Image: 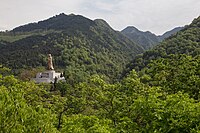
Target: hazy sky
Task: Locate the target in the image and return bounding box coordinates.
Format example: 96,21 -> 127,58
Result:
0,0 -> 200,35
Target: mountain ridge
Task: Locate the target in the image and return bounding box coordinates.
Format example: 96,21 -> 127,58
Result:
121,26 -> 184,50
158,26 -> 184,40
0,13 -> 144,83
12,13 -> 95,33
123,16 -> 200,75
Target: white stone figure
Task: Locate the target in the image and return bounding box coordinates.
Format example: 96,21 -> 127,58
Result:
48,54 -> 54,70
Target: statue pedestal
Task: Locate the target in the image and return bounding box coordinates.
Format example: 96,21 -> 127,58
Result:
32,70 -> 65,83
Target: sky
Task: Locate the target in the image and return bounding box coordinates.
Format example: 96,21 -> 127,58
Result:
0,0 -> 200,35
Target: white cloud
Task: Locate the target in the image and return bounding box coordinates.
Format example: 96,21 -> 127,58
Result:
106,0 -> 200,34
0,0 -> 199,34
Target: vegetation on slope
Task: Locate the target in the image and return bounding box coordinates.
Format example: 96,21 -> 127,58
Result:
0,14 -> 143,83
0,14 -> 200,133
121,26 -> 160,50
121,26 -> 183,50
1,55 -> 200,132
124,16 -> 200,73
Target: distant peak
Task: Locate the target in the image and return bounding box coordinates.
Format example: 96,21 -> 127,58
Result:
69,13 -> 75,16
94,19 -> 111,28
125,26 -> 139,30
94,19 -> 107,23
122,26 -> 140,33
144,31 -> 151,34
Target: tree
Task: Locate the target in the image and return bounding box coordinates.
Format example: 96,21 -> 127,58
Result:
0,75 -> 58,132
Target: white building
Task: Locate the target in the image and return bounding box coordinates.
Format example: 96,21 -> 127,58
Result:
32,70 -> 65,83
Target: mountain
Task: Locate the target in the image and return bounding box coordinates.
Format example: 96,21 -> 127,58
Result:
123,16 -> 200,74
1,15 -> 200,133
121,26 -> 160,50
12,13 -> 95,33
158,27 -> 184,40
0,13 -> 143,83
121,26 -> 183,50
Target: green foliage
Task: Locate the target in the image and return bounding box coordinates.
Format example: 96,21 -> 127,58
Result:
17,67 -> 45,81
0,75 -> 58,133
121,26 -> 161,50
122,26 -> 183,50
0,14 -> 200,133
61,115 -> 114,133
115,16 -> 200,132
116,88 -> 200,132
0,64 -> 11,76
1,61 -> 200,132
141,54 -> 200,99
12,13 -> 95,33
124,16 -> 200,73
0,14 -> 143,84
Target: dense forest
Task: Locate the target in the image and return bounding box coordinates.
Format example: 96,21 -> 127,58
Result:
0,14 -> 200,132
124,16 -> 200,73
0,13 -> 143,83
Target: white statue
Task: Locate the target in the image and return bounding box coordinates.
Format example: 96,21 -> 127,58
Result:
48,54 -> 54,70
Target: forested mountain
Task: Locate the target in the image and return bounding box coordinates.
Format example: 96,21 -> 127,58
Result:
158,27 -> 184,40
12,13 -> 95,32
123,16 -> 200,74
121,26 -> 183,50
121,26 -> 160,50
0,14 -> 200,132
1,18 -> 200,132
1,59 -> 199,132
0,13 -> 143,83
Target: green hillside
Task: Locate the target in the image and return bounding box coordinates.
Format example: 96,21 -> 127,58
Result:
0,14 -> 200,132
0,13 -> 143,83
124,16 -> 200,73
121,26 -> 183,50
121,16 -> 200,99
121,26 -> 161,50
12,13 -> 95,32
